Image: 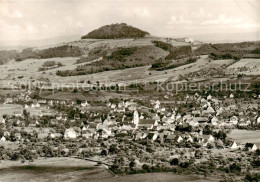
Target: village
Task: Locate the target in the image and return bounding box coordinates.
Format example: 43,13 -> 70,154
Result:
0,87 -> 259,181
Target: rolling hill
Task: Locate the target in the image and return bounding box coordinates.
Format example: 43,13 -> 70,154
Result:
81,23 -> 150,39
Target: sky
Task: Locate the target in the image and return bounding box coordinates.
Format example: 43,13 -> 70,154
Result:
1,0 -> 260,45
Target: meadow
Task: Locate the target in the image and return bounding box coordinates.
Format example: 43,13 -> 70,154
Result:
228,129 -> 260,146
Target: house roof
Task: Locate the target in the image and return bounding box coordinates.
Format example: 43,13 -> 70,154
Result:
194,117 -> 208,123
139,119 -> 156,125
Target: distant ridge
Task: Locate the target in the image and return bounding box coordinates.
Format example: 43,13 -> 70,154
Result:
81,23 -> 150,39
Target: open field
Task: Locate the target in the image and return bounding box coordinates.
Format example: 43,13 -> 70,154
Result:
0,55 -> 236,89
0,157 -> 110,182
0,37 -> 193,88
0,104 -> 24,115
0,157 -> 219,182
0,104 -> 55,116
227,58 -> 260,75
228,129 -> 260,146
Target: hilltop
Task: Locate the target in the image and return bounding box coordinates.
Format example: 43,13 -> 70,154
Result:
81,23 -> 150,39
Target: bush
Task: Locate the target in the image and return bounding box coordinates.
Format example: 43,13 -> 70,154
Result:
229,163 -> 241,174
170,158 -> 179,165
245,173 -> 260,182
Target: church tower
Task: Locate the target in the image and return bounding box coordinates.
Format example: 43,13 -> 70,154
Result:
133,110 -> 139,125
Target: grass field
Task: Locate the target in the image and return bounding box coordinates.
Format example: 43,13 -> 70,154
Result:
0,104 -> 23,115
0,156 -> 218,182
0,104 -> 55,116
228,129 -> 260,146
227,58 -> 260,75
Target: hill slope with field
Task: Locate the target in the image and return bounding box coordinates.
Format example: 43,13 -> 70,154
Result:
0,24 -> 259,89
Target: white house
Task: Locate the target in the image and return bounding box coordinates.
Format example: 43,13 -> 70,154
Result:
207,95 -> 212,100
230,116 -> 238,125
176,136 -> 183,143
13,111 -> 23,117
211,117 -> 219,126
0,117 -> 5,125
81,101 -> 89,107
82,130 -> 93,139
257,117 -> 260,124
133,110 -> 139,125
250,144 -> 258,152
146,132 -> 159,141
0,136 -> 6,142
231,141 -> 239,150
64,128 -> 77,139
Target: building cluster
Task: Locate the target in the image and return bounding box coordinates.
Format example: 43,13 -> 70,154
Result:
0,91 -> 259,152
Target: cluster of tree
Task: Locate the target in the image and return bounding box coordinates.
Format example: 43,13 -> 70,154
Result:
152,41 -> 192,60
106,47 -> 137,61
209,52 -> 241,61
81,23 -> 150,39
151,57 -> 197,71
194,41 -> 260,57
57,46 -> 162,76
0,50 -> 19,65
15,45 -> 83,62
38,45 -> 82,59
39,61 -> 63,71
152,40 -> 172,51
76,47 -> 107,64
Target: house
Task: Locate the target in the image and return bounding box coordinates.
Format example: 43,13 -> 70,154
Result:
88,122 -> 99,130
3,131 -> 10,137
82,130 -> 94,139
216,139 -> 224,148
192,110 -> 201,116
165,134 -> 176,141
135,132 -> 149,140
194,117 -> 208,124
37,131 -> 49,139
24,104 -> 30,109
230,116 -> 238,125
165,134 -> 183,143
132,110 -> 139,125
206,106 -> 215,113
121,123 -> 136,131
146,132 -> 159,141
176,136 -> 183,143
257,117 -> 260,124
186,135 -> 194,143
230,141 -> 239,150
238,119 -> 251,126
100,128 -> 112,138
199,135 -> 215,146
29,120 -> 39,127
64,128 -> 77,139
14,133 -> 22,140
50,133 -> 62,138
138,119 -> 158,130
0,136 -> 6,142
245,143 -> 258,152
50,119 -> 59,125
81,101 -> 89,107
0,116 -> 5,125
5,98 -> 13,104
211,117 -> 219,126
13,111 -> 23,117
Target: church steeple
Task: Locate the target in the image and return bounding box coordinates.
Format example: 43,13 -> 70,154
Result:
133,110 -> 139,125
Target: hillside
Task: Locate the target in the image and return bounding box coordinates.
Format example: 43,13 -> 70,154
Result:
81,23 -> 150,39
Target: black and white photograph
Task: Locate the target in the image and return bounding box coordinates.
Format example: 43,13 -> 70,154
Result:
0,0 -> 260,181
